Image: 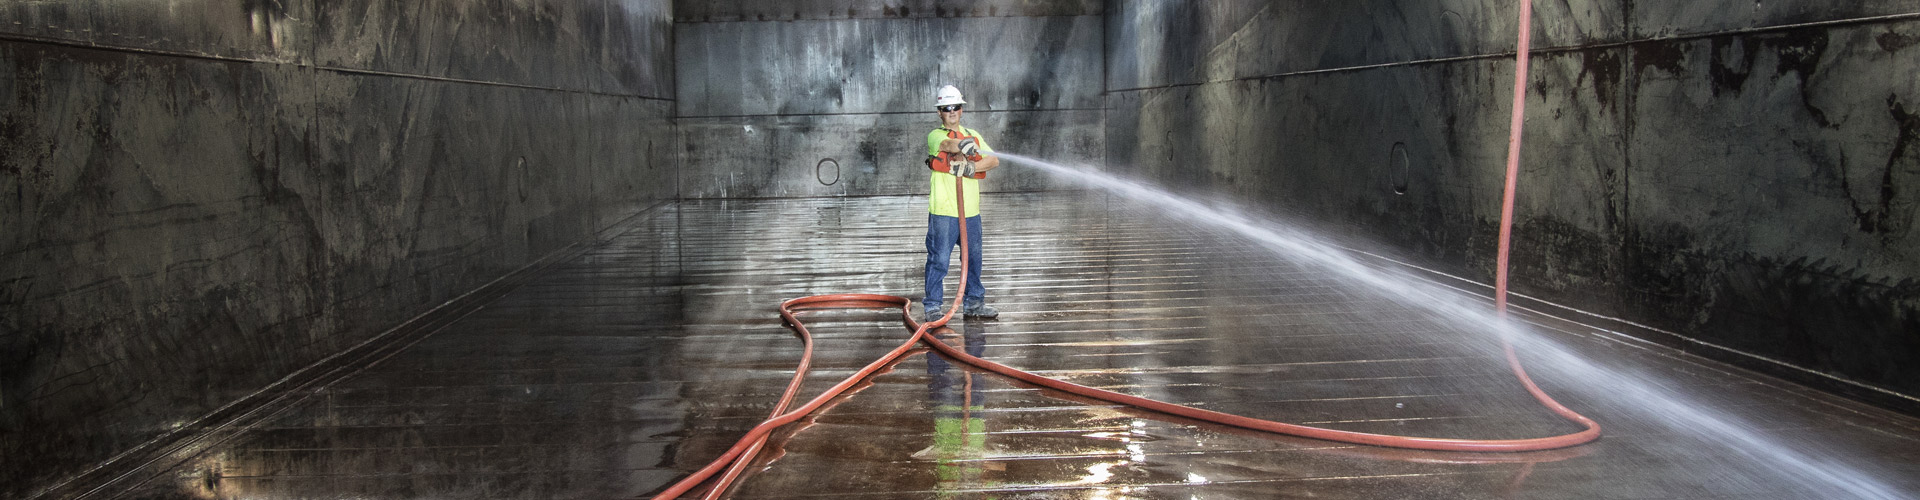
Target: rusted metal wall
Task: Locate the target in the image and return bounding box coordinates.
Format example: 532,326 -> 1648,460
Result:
1106,1 -> 1920,411
0,1 -> 674,497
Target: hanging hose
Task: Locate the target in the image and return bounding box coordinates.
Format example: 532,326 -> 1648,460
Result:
653,3 -> 1592,497
1495,0 -> 1534,318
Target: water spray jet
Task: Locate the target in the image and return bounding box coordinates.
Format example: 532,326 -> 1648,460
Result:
989,151 -> 1908,500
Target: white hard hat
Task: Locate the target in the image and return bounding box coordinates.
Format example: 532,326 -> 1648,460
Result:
935,85 -> 966,107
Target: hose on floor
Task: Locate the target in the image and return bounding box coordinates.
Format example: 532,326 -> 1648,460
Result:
653,4 -> 1591,497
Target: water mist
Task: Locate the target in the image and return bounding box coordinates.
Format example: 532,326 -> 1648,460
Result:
995,151 -> 1907,500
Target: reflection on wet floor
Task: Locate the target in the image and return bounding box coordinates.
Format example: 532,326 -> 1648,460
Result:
122,193 -> 1920,499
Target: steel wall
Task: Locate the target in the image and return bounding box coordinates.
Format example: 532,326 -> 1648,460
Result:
5,1 -> 1918,496
673,0 -> 1105,199
0,1 -> 675,497
1106,1 -> 1920,410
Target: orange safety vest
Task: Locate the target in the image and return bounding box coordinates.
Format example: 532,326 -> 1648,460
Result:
926,129 -> 986,179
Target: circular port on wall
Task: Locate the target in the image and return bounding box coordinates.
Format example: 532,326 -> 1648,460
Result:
1388,143 -> 1410,195
817,158 -> 840,186
515,156 -> 530,201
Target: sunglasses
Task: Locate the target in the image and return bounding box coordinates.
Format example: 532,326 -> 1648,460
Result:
937,105 -> 963,112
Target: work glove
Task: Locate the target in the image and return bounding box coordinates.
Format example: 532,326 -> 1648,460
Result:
957,138 -> 982,162
952,158 -> 975,178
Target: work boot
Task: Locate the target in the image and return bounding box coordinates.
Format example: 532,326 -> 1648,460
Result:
924,305 -> 948,324
962,303 -> 999,319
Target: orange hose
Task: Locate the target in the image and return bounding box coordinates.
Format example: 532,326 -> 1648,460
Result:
654,135 -> 1598,499
908,328 -> 1598,453
660,11 -> 1590,489
1495,0 -> 1534,317
649,294 -> 928,499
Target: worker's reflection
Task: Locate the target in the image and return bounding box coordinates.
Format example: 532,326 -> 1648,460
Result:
914,321 -> 1000,495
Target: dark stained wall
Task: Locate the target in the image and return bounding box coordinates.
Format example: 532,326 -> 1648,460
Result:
1105,1 -> 1920,411
6,1 -> 1918,497
0,1 -> 675,497
672,0 -> 1104,199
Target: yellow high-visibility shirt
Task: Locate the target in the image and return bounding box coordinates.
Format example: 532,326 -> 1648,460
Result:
926,126 -> 992,217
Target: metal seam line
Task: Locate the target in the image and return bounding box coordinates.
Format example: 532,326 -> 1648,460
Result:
0,32 -> 673,101
1105,12 -> 1920,94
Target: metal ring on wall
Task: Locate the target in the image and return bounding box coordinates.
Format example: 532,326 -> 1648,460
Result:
817,158 -> 840,186
1388,143 -> 1410,195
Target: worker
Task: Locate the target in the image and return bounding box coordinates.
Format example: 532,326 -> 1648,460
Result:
923,84 -> 1001,322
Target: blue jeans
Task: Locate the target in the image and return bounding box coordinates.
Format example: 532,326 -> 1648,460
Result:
925,214 -> 984,312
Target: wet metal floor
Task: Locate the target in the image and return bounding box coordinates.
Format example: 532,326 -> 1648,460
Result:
120,193 -> 1920,499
